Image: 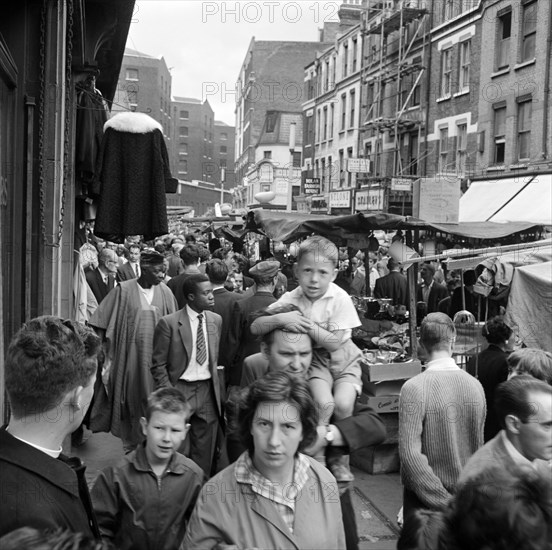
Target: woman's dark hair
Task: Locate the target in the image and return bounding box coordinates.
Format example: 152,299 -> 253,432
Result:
236,371 -> 318,456
482,316 -> 512,345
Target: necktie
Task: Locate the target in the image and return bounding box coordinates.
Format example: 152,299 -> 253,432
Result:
134,264 -> 140,278
196,314 -> 207,365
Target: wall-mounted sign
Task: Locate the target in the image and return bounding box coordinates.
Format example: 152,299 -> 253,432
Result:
415,176 -> 460,223
355,188 -> 384,211
311,196 -> 328,212
391,178 -> 413,192
304,177 -> 321,195
347,158 -> 371,173
329,190 -> 351,208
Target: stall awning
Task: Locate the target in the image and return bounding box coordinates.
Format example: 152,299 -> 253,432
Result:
460,173 -> 552,225
489,173 -> 552,225
459,176 -> 534,222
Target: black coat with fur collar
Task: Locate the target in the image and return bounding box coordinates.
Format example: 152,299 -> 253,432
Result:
92,113 -> 178,243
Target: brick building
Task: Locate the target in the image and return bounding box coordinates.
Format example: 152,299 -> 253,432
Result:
234,38 -> 332,209
114,48 -> 173,140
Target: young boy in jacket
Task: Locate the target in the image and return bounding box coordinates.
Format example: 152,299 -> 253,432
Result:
91,388 -> 204,550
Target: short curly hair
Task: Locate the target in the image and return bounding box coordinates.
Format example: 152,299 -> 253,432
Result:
482,316 -> 512,345
236,371 -> 318,456
5,317 -> 100,419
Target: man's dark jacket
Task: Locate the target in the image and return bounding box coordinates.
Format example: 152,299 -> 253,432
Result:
0,428 -> 99,538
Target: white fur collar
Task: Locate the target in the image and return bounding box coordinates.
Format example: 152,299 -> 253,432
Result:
104,112 -> 163,134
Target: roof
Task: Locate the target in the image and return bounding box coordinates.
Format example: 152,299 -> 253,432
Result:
124,47 -> 156,59
172,96 -> 202,104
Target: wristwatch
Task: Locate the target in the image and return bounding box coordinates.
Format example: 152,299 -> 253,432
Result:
325,425 -> 334,446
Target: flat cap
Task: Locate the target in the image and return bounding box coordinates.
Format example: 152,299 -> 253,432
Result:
250,260 -> 280,279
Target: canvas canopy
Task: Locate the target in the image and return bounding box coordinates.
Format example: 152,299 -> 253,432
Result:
243,210 -> 541,246
504,261 -> 552,351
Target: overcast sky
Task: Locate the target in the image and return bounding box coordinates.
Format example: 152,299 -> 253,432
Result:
127,0 -> 343,125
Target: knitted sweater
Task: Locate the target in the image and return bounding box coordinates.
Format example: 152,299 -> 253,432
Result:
399,361 -> 486,510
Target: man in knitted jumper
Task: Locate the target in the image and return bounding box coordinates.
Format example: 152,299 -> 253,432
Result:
397,312 -> 486,549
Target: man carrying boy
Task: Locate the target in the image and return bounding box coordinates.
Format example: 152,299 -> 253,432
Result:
250,235 -> 364,482
91,388 -> 204,550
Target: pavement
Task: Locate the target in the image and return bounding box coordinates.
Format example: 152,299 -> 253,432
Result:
73,431 -> 403,550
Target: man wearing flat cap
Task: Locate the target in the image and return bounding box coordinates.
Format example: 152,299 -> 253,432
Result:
228,260 -> 280,386
89,250 -> 178,451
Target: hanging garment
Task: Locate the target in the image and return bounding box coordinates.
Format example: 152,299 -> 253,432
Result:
91,112 -> 178,243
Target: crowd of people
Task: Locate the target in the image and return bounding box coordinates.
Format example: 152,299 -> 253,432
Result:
0,229 -> 550,550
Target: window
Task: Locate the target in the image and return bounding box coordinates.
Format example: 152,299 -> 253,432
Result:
127,90 -> 137,105
521,1 -> 537,62
180,110 -> 189,119
441,48 -> 452,97
325,59 -> 330,92
342,43 -> 349,78
180,144 -> 188,155
179,126 -> 188,138
341,94 -> 347,130
126,68 -> 138,81
321,158 -> 326,189
264,151 -> 272,159
352,39 -> 358,72
439,128 -> 449,172
349,90 -> 356,128
220,145 -> 227,154
400,73 -> 421,107
327,155 -> 333,187
347,147 -> 353,186
493,106 -> 507,164
339,150 -> 345,186
266,112 -> 276,133
292,151 -> 301,167
220,132 -> 228,140
329,104 -> 334,138
496,11 -> 512,69
180,159 -> 188,172
316,109 -> 321,141
517,99 -> 532,160
323,106 -> 328,140
332,56 -> 336,88
459,40 -> 471,91
220,159 -> 227,168
456,124 -> 467,173
444,0 -> 455,20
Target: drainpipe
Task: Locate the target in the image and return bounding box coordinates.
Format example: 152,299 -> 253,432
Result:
542,2 -> 552,160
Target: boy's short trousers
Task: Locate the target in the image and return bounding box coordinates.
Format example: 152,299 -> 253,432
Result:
308,339 -> 363,394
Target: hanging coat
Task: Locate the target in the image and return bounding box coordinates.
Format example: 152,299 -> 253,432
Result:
91,112 -> 178,243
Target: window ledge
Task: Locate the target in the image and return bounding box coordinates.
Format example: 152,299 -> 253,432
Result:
453,89 -> 470,98
436,95 -> 452,103
514,59 -> 536,71
491,68 -> 510,78
509,163 -> 529,169
487,165 -> 506,172
339,130 -> 346,135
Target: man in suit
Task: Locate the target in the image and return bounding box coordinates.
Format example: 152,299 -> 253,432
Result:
117,243 -> 141,281
151,274 -> 223,476
229,259 -> 279,386
167,243 -> 201,308
416,262 -> 448,314
205,259 -> 242,375
374,257 -> 408,306
458,374 -> 551,487
86,248 -> 118,304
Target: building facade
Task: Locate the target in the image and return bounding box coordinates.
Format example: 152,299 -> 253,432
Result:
114,48 -> 173,141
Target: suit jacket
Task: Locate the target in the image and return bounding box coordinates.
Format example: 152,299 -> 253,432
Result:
117,262 -> 138,282
466,344 -> 509,442
86,268 -> 115,304
151,308 -> 223,416
229,291 -> 277,385
416,282 -> 448,314
0,429 -> 98,538
212,288 -> 243,370
374,271 -> 408,306
458,431 -> 550,487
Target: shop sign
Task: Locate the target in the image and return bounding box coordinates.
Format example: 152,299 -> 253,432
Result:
311,196 -> 328,212
355,188 -> 384,211
391,178 -> 412,192
416,176 -> 460,223
296,201 -> 310,213
329,190 -> 351,208
274,180 -> 288,195
347,158 -> 371,173
304,177 -> 321,195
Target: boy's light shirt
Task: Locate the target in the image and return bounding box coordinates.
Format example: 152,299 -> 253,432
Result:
272,282 -> 361,341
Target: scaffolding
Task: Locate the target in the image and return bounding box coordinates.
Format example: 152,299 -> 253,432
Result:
360,0 -> 430,210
